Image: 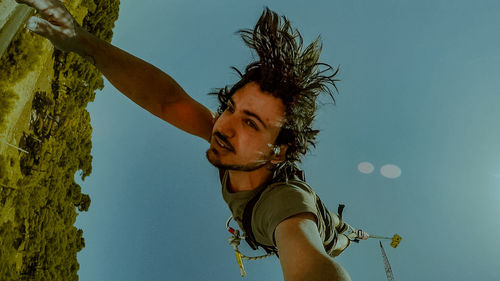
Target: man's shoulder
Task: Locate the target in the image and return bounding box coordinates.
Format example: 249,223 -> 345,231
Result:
255,179 -> 318,213
263,179 -> 315,198
251,179 -> 320,246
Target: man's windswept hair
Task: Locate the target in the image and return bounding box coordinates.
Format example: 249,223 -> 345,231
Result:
210,7 -> 339,181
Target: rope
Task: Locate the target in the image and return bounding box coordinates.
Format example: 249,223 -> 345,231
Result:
226,215 -> 274,276
227,233 -> 274,260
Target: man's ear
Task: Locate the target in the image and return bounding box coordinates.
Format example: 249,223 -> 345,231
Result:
270,144 -> 288,164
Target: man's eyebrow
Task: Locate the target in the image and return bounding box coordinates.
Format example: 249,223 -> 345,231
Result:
229,97 -> 268,129
243,110 -> 267,129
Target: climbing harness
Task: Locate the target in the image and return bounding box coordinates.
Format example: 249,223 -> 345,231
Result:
222,170 -> 402,277
226,209 -> 402,277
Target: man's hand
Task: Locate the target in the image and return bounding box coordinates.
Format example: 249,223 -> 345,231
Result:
16,0 -> 83,53
17,0 -> 215,141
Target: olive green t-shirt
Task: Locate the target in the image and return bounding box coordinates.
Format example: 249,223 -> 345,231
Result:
221,170 -> 338,256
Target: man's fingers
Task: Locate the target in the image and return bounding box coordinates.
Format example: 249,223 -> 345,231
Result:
15,0 -> 51,11
16,0 -> 65,20
26,16 -> 58,37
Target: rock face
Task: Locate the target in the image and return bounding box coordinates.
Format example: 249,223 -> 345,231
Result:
1,1 -> 121,279
0,0 -> 19,28
0,3 -> 32,59
0,9 -> 54,158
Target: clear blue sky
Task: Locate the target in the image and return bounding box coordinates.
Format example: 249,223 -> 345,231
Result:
74,0 -> 500,280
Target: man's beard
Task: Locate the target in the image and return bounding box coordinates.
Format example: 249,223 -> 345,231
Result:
205,148 -> 271,172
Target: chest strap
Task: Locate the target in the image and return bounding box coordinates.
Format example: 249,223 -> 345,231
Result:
241,170 -> 308,256
242,183 -> 279,256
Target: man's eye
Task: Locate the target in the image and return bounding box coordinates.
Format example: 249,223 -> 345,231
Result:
245,120 -> 258,130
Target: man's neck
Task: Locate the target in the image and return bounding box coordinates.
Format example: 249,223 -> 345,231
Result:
228,167 -> 273,192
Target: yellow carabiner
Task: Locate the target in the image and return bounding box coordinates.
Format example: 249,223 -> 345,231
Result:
234,251 -> 246,277
390,234 -> 402,248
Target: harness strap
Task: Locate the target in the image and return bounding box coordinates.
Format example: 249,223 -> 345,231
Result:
242,183 -> 279,256
338,204 -> 345,220
336,204 -> 349,234
240,170 -> 346,257
241,169 -> 307,256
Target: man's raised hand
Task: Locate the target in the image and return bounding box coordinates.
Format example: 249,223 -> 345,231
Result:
15,0 -> 82,53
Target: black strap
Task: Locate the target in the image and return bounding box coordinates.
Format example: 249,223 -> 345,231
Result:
241,173 -> 351,257
336,204 -> 349,234
338,204 -> 345,220
220,168 -> 277,255
242,183 -> 278,255
241,169 -> 309,256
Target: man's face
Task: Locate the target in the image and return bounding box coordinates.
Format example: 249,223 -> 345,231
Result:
206,82 -> 286,171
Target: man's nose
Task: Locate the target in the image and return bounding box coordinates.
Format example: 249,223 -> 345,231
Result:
218,115 -> 236,138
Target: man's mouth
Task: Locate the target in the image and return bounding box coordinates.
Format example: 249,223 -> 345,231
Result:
214,133 -> 234,152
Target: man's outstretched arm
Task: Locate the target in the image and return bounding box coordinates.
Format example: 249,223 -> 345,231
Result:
275,213 -> 352,281
16,0 -> 215,142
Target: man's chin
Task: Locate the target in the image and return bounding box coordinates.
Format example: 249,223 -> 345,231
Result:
206,148 -> 221,167
205,149 -> 270,172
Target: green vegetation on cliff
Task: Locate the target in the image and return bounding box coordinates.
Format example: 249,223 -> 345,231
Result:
0,1 -> 120,280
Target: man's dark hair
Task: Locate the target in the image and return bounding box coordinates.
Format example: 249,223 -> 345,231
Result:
210,7 -> 339,181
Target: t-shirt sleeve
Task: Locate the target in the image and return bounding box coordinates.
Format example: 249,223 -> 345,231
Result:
252,182 -> 318,247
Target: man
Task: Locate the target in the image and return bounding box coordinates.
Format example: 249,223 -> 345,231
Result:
16,1 -> 354,280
